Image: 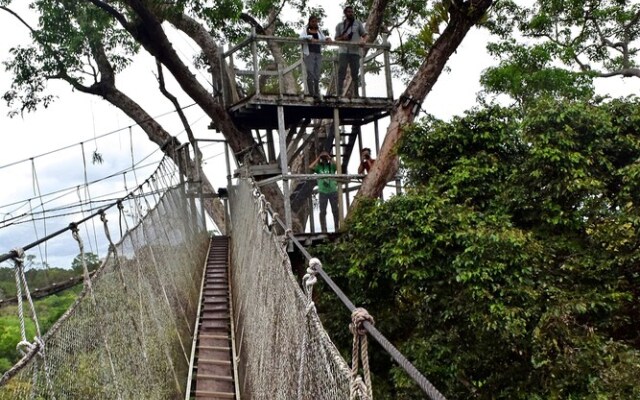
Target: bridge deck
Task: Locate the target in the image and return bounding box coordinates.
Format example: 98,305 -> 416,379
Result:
189,237 -> 237,399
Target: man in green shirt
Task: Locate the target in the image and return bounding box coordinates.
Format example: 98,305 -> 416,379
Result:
310,150 -> 339,232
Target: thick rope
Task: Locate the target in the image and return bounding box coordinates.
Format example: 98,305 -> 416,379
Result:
11,248 -> 32,355
80,143 -> 99,256
11,248 -> 54,397
296,258 -> 320,400
30,160 -> 48,267
349,308 -> 375,400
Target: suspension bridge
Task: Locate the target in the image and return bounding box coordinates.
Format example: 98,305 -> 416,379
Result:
0,33 -> 446,400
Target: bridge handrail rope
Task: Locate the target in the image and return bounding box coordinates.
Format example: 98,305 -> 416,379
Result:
0,153 -> 208,398
0,156 -> 173,264
252,180 -> 447,400
0,156 -> 172,380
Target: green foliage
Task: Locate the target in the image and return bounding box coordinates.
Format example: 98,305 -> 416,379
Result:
318,97 -> 640,399
481,40 -> 594,109
0,287 -> 79,374
70,252 -> 101,274
486,0 -> 640,80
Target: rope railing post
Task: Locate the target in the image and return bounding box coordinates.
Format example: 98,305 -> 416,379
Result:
349,308 -> 374,400
296,257 -> 320,400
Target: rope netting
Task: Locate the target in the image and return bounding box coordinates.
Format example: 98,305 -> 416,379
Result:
229,179 -> 365,400
0,157 -> 210,399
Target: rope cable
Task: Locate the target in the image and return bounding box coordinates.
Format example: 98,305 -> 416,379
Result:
30,160 -> 48,269
0,103 -> 197,171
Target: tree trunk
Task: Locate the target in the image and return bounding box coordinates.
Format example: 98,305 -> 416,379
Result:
352,0 -> 494,206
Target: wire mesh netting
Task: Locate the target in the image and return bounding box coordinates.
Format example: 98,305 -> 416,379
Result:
229,179 -> 356,400
0,159 -> 209,399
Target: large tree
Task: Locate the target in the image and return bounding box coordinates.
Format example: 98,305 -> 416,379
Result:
1,0 -> 494,231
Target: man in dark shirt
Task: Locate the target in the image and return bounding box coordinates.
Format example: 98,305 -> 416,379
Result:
335,6 -> 368,97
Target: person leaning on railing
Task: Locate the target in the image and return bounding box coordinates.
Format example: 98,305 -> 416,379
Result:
335,5 -> 368,97
300,15 -> 332,101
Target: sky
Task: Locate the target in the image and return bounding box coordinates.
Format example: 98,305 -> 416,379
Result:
0,1 -> 639,272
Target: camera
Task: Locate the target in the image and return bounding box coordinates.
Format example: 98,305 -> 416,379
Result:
346,32 -> 353,40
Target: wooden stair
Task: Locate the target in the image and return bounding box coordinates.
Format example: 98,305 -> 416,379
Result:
189,237 -> 237,400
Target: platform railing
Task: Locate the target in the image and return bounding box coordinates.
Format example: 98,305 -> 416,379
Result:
219,28 -> 393,106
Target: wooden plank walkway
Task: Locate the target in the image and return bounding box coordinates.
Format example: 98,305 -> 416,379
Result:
189,236 -> 237,399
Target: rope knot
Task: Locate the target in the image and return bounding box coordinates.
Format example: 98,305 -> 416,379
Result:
16,340 -> 36,356
99,210 -> 107,223
11,247 -> 25,261
350,307 -> 374,337
302,266 -> 318,292
309,257 -> 322,270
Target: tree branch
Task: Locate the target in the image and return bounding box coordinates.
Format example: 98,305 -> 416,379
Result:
83,0 -> 131,30
0,6 -> 37,34
155,60 -> 198,149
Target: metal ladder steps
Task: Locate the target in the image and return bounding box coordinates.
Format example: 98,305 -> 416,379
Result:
192,236 -> 236,400
194,390 -> 235,399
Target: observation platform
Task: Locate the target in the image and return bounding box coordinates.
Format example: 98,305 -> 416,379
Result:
228,93 -> 393,129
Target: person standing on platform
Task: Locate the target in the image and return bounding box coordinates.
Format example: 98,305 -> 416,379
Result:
335,5 -> 368,97
301,15 -> 331,100
358,147 -> 376,174
310,150 -> 339,232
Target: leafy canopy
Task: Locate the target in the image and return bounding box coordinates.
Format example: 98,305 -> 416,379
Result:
318,96 -> 640,399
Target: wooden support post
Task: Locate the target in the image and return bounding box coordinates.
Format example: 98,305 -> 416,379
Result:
278,63 -> 284,98
375,119 -> 383,201
333,108 -> 343,230
266,129 -> 276,162
218,45 -> 227,107
359,46 -> 367,98
383,34 -> 393,99
224,141 -> 232,234
194,142 -> 207,227
251,28 -> 259,96
301,47 -> 308,97
277,106 -> 293,232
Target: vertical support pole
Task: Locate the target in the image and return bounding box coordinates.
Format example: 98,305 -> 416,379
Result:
333,55 -> 339,97
224,141 -> 232,235
278,63 -> 284,98
374,119 -> 381,155
218,45 -> 227,107
251,27 -> 260,96
266,129 -> 276,162
374,119 -> 383,200
383,34 -> 394,100
194,141 -> 206,228
359,46 -> 367,98
304,148 -> 315,233
333,108 -> 343,229
301,46 -> 308,97
277,106 -> 293,232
